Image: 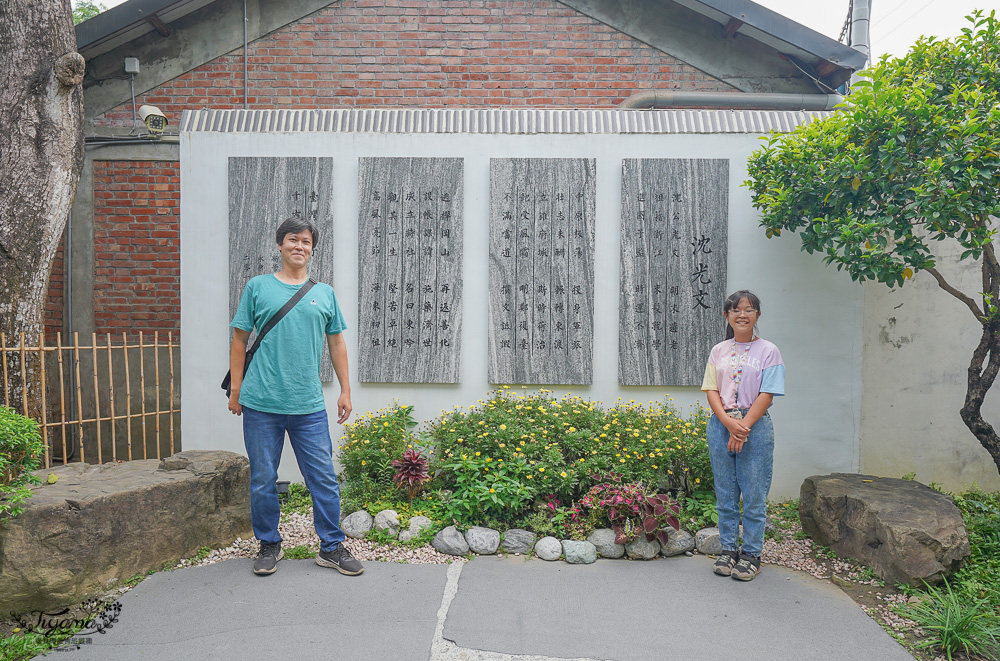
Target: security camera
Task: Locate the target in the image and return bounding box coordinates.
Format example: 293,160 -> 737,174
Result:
139,105 -> 168,135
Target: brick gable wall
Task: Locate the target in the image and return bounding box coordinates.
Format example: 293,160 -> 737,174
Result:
94,0 -> 735,126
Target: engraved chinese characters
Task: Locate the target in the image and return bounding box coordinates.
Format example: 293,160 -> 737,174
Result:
489,158 -> 596,385
228,157 -> 335,381
619,159 -> 729,385
358,158 -> 463,383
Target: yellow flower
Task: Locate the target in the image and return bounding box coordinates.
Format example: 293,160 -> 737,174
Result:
560,471 -> 567,477
539,467 -> 545,472
500,424 -> 507,430
569,427 -> 576,432
490,488 -> 495,493
475,451 -> 481,456
361,460 -> 366,465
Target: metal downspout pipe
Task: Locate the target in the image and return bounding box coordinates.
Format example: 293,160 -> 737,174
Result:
617,91 -> 846,110
849,0 -> 872,87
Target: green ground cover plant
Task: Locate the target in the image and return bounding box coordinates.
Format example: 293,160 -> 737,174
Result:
900,489 -> 1000,660
0,406 -> 46,522
0,628 -> 81,661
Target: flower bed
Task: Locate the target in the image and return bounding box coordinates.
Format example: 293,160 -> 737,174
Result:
338,388 -> 713,544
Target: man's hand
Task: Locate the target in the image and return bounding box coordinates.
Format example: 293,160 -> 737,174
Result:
228,391 -> 242,416
337,392 -> 352,424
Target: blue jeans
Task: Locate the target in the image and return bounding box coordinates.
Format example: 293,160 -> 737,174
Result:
242,406 -> 345,553
707,412 -> 774,557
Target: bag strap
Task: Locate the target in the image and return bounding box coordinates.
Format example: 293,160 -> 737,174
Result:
246,278 -> 316,357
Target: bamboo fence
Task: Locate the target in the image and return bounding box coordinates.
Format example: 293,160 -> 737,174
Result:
1,331 -> 180,469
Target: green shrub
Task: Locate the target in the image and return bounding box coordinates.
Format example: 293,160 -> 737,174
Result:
338,404 -> 421,490
428,389 -> 712,509
0,406 -> 45,522
436,452 -> 537,526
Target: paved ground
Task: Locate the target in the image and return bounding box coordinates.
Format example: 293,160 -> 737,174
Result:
49,554 -> 916,661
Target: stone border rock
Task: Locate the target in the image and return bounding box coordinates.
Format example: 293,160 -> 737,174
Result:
422,519 -> 705,565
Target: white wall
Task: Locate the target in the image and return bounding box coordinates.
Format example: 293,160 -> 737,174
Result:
180,129 -> 864,500
861,239 -> 1000,491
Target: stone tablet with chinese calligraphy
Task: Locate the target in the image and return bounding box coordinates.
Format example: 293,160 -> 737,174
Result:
228,157 -> 335,381
489,158 -> 596,385
619,159 -> 729,385
357,158 -> 463,383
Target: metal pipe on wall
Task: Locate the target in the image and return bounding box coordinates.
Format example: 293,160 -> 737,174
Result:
243,0 -> 249,109
850,0 -> 871,87
618,90 -> 846,111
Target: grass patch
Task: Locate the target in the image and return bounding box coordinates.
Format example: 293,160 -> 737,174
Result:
0,629 -> 80,661
283,544 -> 318,560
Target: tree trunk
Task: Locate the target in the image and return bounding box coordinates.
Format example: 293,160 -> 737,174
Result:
960,319 -> 1000,474
0,0 -> 85,416
958,253 -> 1000,474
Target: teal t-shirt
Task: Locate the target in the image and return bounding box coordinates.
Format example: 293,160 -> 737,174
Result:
230,274 -> 346,415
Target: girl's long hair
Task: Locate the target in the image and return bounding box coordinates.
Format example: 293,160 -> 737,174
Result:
722,290 -> 762,341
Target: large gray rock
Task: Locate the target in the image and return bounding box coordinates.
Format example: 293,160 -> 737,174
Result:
587,528 -> 625,558
398,515 -> 434,543
0,451 -> 251,614
465,526 -> 501,555
625,536 -> 660,560
695,527 -> 723,554
341,510 -> 374,539
501,529 -> 536,555
562,540 -> 597,564
431,526 -> 470,556
373,509 -> 400,537
534,536 -> 562,561
660,528 -> 696,557
800,473 -> 970,587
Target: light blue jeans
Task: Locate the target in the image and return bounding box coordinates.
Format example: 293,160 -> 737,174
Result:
242,406 -> 345,553
707,412 -> 774,557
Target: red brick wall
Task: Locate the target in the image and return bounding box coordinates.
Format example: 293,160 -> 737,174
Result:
91,160 -> 181,339
45,232 -> 66,344
94,0 -> 734,127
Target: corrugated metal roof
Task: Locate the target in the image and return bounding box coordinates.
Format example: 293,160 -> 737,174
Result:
180,108 -> 827,134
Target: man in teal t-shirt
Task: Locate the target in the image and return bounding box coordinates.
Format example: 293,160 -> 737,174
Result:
228,217 -> 363,577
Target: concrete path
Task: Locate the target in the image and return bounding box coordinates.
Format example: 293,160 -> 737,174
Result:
48,554 -> 916,661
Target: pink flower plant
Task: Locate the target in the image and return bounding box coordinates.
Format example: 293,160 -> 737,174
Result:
581,472 -> 679,545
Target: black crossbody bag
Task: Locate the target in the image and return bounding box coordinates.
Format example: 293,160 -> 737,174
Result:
222,278 -> 316,397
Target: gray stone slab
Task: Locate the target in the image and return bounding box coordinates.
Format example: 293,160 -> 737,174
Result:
488,158 -> 596,385
619,159 -> 728,385
444,555 -> 915,661
228,156 -> 335,381
357,157 -> 463,383
57,559 -> 447,661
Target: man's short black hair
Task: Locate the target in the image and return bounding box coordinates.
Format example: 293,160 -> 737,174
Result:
275,216 -> 319,246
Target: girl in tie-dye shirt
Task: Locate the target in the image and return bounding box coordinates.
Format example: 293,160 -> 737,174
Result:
700,289 -> 784,582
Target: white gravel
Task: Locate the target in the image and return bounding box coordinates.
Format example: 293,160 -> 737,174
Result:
173,509 -> 463,569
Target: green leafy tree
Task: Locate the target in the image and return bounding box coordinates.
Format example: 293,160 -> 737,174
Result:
745,11 -> 1000,474
72,0 -> 106,24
